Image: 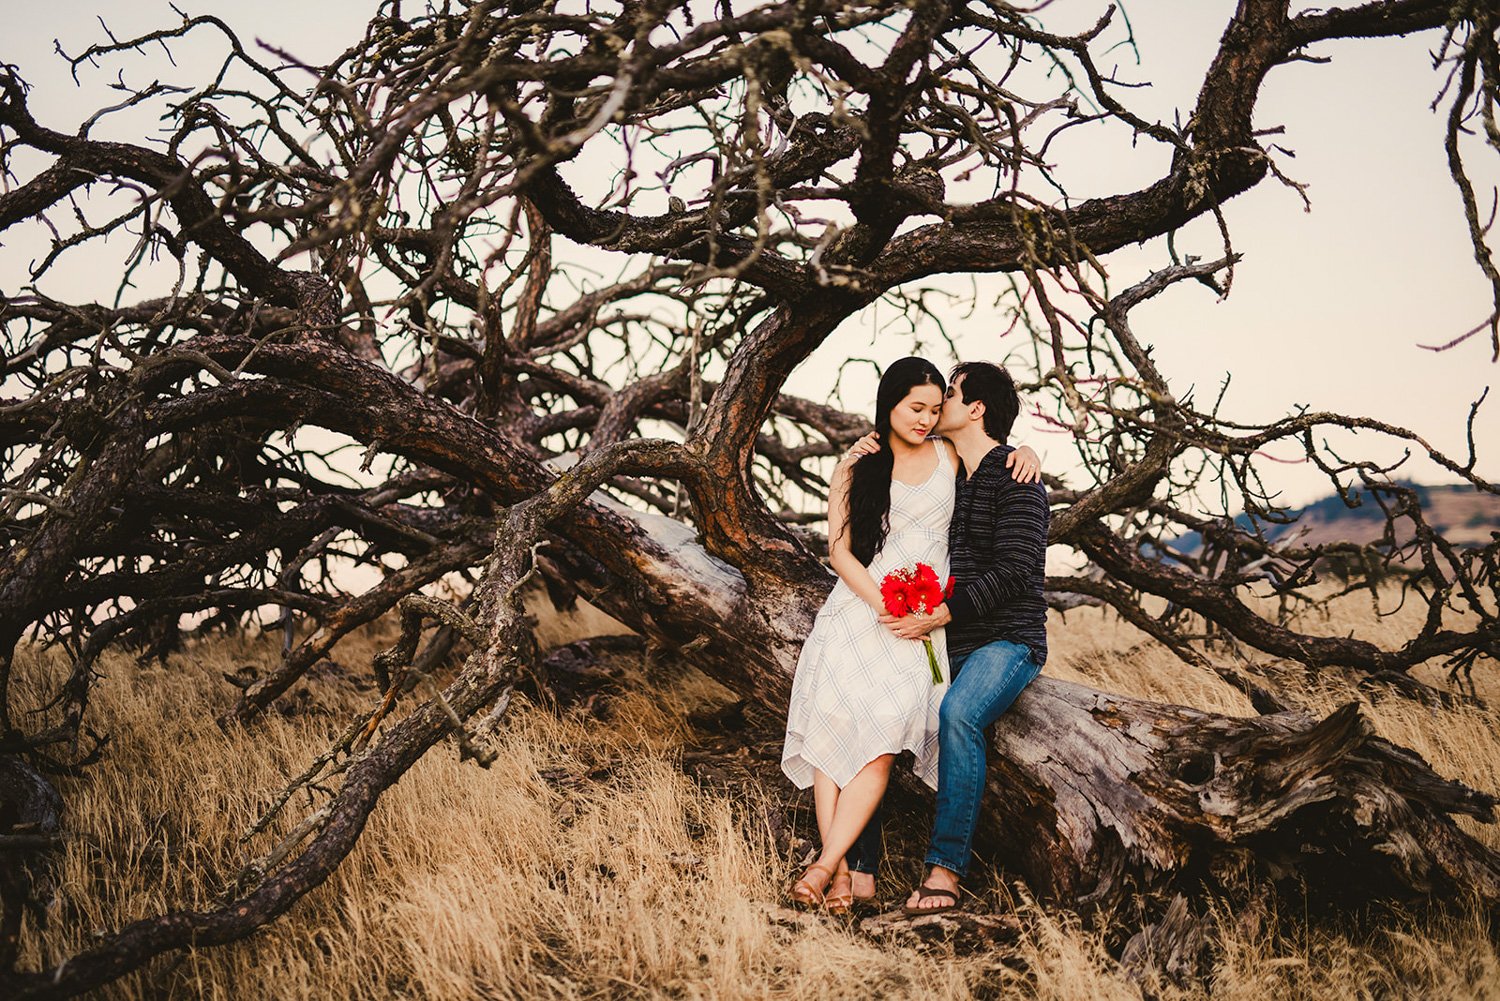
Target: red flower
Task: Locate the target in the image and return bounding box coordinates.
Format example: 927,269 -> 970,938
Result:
882,590 -> 910,617
912,580 -> 940,613
880,571 -> 912,617
901,562 -> 942,614
877,562 -> 948,684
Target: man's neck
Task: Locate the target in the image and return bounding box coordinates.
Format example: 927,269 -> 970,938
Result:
949,427 -> 1004,476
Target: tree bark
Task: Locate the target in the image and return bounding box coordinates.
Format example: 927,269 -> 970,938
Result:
981,679 -> 1499,906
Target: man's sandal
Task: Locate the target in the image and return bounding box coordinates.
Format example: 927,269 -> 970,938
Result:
901,885 -> 959,916
824,870 -> 854,915
790,863 -> 834,908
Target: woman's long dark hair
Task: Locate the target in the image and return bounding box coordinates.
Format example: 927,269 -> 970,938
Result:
846,357 -> 946,565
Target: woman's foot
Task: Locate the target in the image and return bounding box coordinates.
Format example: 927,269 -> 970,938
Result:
825,869 -> 855,914
790,863 -> 834,908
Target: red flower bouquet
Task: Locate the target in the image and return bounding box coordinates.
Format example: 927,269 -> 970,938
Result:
879,563 -> 954,684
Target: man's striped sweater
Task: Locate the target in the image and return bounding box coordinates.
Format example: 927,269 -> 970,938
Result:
944,443 -> 1050,666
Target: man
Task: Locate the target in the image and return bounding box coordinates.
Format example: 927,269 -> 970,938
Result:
883,360 -> 1049,914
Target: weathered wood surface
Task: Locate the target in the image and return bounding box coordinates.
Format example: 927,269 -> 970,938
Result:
981,679 -> 1499,905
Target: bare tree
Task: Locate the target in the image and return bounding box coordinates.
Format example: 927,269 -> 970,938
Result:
2,2 -> 1498,995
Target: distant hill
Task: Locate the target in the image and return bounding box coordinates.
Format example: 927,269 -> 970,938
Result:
1171,483 -> 1497,556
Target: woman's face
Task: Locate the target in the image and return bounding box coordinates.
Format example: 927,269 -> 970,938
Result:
887,382 -> 944,448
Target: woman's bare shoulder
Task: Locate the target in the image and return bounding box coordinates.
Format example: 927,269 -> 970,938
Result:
931,436 -> 959,464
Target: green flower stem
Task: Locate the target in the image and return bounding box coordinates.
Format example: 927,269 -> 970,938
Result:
922,639 -> 943,685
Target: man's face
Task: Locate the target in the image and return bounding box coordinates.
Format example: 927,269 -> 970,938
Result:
936,374 -> 968,433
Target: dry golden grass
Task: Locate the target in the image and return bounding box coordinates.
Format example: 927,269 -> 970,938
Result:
10,587 -> 1500,999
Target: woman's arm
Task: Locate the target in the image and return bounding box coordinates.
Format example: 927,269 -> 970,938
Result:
826,457 -> 890,612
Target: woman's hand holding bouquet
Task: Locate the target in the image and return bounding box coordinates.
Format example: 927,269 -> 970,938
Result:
878,563 -> 952,684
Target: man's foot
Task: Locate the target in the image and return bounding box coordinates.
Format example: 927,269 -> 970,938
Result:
849,870 -> 877,902
902,866 -> 961,916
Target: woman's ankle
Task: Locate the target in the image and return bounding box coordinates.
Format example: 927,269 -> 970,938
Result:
813,854 -> 844,876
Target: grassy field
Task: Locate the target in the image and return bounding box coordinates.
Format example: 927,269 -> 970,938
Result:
10,589 -> 1500,999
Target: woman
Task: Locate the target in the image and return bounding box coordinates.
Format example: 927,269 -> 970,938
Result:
781,357 -> 1038,911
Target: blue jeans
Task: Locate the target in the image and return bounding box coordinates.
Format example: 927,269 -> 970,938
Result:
846,802 -> 882,875
925,640 -> 1041,877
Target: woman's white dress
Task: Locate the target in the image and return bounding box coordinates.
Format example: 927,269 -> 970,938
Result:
782,437 -> 953,790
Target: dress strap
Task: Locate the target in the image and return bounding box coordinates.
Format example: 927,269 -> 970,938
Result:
932,435 -> 952,474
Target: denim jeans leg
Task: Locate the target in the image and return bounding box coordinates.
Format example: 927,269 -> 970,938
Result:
924,641 -> 1040,877
846,801 -> 883,875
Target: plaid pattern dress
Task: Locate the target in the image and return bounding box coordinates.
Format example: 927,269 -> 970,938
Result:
782,437 -> 953,790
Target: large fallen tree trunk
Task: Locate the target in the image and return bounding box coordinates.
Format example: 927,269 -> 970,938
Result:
502,453 -> 1500,915
541,514 -> 1500,910
985,680 -> 1500,905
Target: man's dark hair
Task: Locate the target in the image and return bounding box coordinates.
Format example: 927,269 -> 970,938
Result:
950,361 -> 1019,443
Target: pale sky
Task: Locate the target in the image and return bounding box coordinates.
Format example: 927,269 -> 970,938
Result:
5,2 -> 1497,513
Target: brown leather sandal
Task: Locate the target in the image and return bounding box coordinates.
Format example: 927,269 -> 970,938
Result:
824,870 -> 854,915
790,863 -> 834,908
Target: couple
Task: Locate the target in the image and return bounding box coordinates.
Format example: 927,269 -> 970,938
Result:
781,357 -> 1049,915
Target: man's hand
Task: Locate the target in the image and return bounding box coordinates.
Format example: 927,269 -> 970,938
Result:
879,603 -> 953,640
840,431 -> 880,465
1007,445 -> 1041,484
